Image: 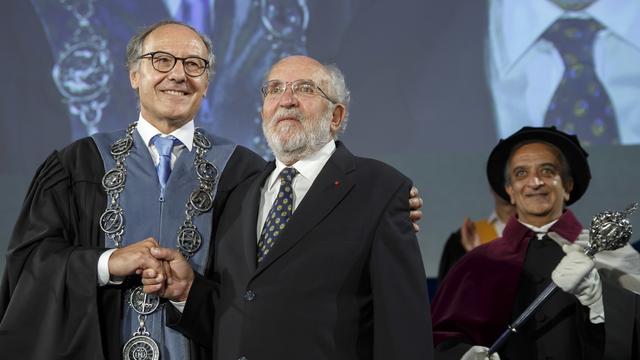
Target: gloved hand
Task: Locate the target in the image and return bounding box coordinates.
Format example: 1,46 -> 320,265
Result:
551,244 -> 602,307
461,346 -> 501,360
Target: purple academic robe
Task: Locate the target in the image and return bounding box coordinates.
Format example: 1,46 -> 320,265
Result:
431,210 -> 582,347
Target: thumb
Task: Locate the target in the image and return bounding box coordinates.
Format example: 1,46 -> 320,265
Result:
561,243 -> 583,255
150,247 -> 182,261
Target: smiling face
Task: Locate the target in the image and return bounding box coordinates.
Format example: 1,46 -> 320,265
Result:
261,56 -> 345,165
129,24 -> 209,133
505,142 -> 574,227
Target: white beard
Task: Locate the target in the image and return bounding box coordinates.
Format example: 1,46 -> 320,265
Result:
263,107 -> 333,164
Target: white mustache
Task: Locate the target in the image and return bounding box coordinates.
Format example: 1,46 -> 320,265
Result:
271,108 -> 305,123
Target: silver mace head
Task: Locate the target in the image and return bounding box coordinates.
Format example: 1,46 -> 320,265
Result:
587,202 -> 638,256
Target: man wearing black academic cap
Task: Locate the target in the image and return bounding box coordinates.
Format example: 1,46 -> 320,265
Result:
431,126 -> 640,360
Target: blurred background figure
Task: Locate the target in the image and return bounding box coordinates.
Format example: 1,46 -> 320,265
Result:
437,191 -> 516,284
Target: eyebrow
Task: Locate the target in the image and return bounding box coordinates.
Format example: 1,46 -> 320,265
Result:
511,162 -> 558,172
537,162 -> 559,169
148,50 -> 207,58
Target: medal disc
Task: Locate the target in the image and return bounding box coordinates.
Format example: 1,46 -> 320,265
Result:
111,137 -> 133,156
195,161 -> 218,182
129,286 -> 160,315
102,168 -> 126,191
189,189 -> 213,213
177,225 -> 202,254
123,335 -> 159,360
99,208 -> 124,234
193,130 -> 211,149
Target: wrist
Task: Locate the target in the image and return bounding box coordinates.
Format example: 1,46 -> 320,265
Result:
178,276 -> 194,302
98,248 -> 122,285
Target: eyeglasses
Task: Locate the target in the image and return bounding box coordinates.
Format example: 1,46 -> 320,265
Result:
138,51 -> 209,77
260,79 -> 337,104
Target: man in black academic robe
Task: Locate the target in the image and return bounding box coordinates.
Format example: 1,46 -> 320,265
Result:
0,21 -> 266,360
432,127 -> 640,360
0,138 -> 263,359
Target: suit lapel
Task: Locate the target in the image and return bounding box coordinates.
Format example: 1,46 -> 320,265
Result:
242,162 -> 275,273
253,143 -> 356,277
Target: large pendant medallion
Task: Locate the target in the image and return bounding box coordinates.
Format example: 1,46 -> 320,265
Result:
129,286 -> 160,315
122,335 -> 160,360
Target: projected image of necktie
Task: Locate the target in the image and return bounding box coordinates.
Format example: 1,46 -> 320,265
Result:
543,18 -> 618,145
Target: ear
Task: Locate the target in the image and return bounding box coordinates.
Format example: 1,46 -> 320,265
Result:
259,102 -> 267,122
202,74 -> 210,98
505,185 -> 516,205
129,69 -> 139,90
563,178 -> 574,202
329,104 -> 346,133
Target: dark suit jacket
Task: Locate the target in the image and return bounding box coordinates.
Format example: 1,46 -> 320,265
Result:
170,142 -> 433,359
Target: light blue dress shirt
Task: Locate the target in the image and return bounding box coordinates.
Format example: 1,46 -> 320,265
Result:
488,0 -> 640,144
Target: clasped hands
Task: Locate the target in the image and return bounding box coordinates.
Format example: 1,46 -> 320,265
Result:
108,238 -> 195,302
106,186 -> 423,301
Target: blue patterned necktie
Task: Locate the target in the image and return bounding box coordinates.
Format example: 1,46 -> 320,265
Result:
542,18 -> 618,145
152,135 -> 178,190
257,167 -> 298,263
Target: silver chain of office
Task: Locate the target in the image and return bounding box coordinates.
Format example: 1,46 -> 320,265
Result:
98,122 -> 218,360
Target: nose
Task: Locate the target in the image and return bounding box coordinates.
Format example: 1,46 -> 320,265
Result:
278,85 -> 298,107
167,60 -> 187,82
527,176 -> 544,188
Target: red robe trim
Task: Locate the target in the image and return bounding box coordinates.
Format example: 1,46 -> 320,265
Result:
431,210 -> 584,346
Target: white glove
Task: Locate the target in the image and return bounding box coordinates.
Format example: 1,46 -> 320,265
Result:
552,244 -> 602,308
461,346 -> 501,360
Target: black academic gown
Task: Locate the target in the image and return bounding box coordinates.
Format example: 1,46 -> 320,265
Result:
0,137 -> 265,359
432,212 -> 640,360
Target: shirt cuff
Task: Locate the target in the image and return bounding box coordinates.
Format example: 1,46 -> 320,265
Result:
170,300 -> 186,313
97,248 -> 124,286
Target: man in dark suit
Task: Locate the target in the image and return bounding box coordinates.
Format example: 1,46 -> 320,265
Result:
145,55 -> 433,359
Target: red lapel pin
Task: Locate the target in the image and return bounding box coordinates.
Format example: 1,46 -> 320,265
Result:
334,180 -> 341,188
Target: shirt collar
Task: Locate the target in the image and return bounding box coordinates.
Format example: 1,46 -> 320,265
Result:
516,209 -> 583,242
491,0 -> 561,75
520,218 -> 558,235
587,0 -> 640,52
136,114 -> 195,151
266,140 -> 336,191
492,0 -> 640,75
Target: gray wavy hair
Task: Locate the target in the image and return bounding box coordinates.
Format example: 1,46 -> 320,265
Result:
323,64 -> 351,139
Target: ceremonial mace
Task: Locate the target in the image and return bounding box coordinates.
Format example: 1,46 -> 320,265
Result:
488,202 -> 638,356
